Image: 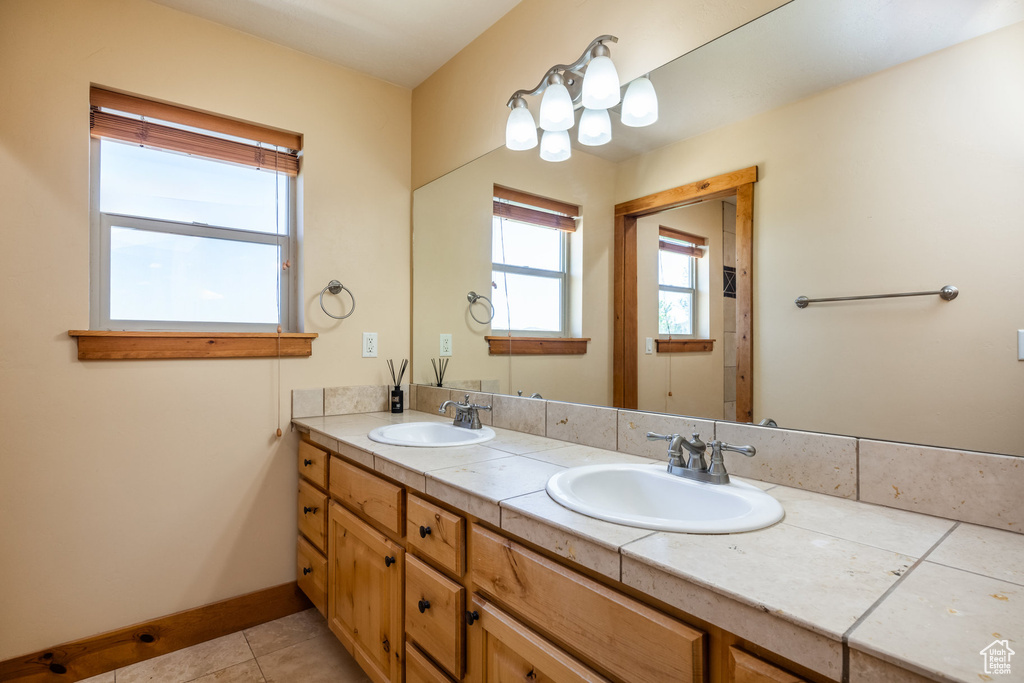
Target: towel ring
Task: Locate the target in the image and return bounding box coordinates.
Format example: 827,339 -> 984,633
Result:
467,291 -> 494,324
320,280 -> 356,320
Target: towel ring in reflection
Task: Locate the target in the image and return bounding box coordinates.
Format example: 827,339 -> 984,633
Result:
467,291 -> 494,324
320,280 -> 356,320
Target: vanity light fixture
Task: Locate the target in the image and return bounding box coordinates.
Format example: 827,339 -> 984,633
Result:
504,35 -> 655,161
621,74 -> 659,127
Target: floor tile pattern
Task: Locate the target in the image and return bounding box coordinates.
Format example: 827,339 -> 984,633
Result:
81,609 -> 369,683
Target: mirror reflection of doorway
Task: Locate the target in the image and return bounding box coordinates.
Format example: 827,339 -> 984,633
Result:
613,167 -> 756,422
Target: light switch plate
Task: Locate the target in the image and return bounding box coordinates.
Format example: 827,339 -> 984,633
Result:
645,337 -> 654,354
362,332 -> 378,358
1019,330 -> 1023,361
440,333 -> 452,357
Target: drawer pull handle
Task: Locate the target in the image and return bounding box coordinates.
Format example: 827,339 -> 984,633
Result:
303,459 -> 313,466
466,610 -> 479,626
419,525 -> 432,538
418,599 -> 431,614
302,567 -> 312,575
303,506 -> 318,515
384,555 -> 396,567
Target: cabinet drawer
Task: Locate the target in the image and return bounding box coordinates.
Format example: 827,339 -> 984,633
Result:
728,646 -> 808,683
406,555 -> 465,680
296,536 -> 327,616
466,595 -> 611,683
407,494 -> 465,576
330,456 -> 404,535
298,479 -> 327,552
298,440 -> 328,490
471,524 -> 705,683
406,643 -> 457,683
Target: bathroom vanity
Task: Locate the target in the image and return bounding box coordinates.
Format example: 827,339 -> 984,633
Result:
291,396 -> 1023,683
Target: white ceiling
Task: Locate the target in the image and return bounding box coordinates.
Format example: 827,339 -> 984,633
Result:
148,0 -> 522,88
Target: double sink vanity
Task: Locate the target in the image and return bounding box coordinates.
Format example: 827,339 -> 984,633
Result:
291,387 -> 1023,683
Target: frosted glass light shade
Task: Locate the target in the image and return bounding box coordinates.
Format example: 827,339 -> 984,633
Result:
582,55 -> 620,109
505,103 -> 538,150
621,76 -> 658,127
540,130 -> 571,162
578,108 -> 612,146
539,82 -> 574,131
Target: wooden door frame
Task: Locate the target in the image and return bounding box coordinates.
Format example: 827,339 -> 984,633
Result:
613,166 -> 757,422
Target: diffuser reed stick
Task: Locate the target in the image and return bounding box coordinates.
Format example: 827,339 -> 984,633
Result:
431,357 -> 449,387
387,358 -> 408,389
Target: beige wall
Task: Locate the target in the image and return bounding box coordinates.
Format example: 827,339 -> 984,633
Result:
0,0 -> 410,659
637,203 -> 724,418
411,0 -> 789,188
615,21 -> 1024,454
412,147 -> 616,404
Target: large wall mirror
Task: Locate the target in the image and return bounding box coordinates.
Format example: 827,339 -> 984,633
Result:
412,0 -> 1024,457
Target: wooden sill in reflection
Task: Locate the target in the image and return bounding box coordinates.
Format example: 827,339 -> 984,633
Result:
655,338 -> 715,353
485,336 -> 590,355
67,330 -> 318,360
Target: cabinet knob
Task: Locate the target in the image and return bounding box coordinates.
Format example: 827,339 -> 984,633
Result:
302,567 -> 312,575
465,610 -> 480,626
419,525 -> 432,538
303,506 -> 318,515
384,555 -> 396,567
418,599 -> 431,614
303,459 -> 313,466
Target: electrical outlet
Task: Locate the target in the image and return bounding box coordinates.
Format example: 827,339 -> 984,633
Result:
645,337 -> 654,355
362,332 -> 378,358
440,333 -> 453,357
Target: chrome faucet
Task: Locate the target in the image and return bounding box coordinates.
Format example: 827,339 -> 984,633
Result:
439,394 -> 492,430
646,432 -> 757,484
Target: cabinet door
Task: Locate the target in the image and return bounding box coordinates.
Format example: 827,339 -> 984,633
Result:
727,646 -> 808,683
465,595 -> 612,683
328,502 -> 404,683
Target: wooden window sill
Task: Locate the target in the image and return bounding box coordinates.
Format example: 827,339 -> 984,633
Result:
485,336 -> 590,355
655,338 -> 715,353
67,331 -> 318,360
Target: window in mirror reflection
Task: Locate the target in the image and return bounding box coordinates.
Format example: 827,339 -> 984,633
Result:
491,216 -> 568,334
658,239 -> 697,335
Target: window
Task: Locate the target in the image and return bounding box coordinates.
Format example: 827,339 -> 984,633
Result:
658,227 -> 706,336
491,186 -> 578,336
89,88 -> 301,332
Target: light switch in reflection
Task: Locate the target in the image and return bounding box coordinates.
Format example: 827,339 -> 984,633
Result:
645,337 -> 653,355
1018,330 -> 1023,361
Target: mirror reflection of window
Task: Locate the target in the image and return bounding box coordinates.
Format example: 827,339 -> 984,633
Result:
491,186 -> 579,336
657,229 -> 706,337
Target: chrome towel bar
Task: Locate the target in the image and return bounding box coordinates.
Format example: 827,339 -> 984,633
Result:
795,285 -> 958,308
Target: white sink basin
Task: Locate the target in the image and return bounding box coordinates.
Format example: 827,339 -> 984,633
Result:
368,422 -> 495,448
546,463 -> 784,533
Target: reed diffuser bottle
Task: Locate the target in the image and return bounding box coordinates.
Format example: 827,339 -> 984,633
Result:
387,359 -> 407,414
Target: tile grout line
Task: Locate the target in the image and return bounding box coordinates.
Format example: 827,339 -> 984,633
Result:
839,521 -> 960,683
925,558 -> 1024,588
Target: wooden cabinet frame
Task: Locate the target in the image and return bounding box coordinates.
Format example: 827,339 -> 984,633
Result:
613,166 -> 757,421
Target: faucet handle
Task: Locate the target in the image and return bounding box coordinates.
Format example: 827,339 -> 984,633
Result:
720,442 -> 756,457
646,432 -> 679,442
463,394 -> 471,404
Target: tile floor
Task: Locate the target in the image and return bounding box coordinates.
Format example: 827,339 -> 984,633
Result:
81,609 -> 370,683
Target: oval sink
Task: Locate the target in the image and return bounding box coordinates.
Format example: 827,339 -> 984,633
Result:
546,463 -> 784,533
368,422 -> 495,448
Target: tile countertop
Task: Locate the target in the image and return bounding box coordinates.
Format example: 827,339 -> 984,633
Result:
293,411 -> 1024,683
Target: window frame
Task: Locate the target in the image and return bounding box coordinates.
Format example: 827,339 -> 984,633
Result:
657,240 -> 698,338
89,137 -> 298,333
490,214 -> 570,337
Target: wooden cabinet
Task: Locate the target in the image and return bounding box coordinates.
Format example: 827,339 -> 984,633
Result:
465,595 -> 611,683
727,646 -> 808,683
328,501 -> 405,683
406,494 -> 465,576
297,439 -> 329,615
405,555 -> 465,679
471,524 -> 705,683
